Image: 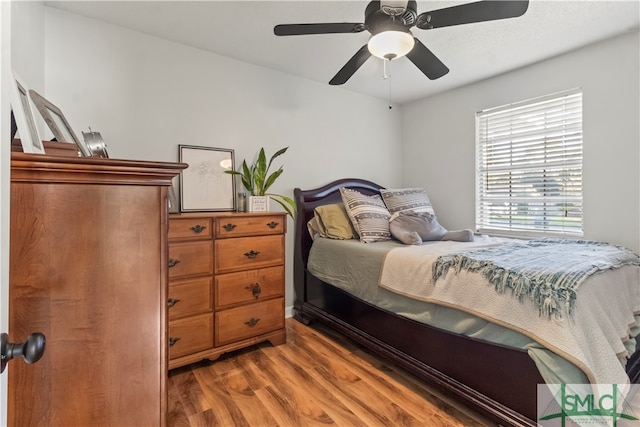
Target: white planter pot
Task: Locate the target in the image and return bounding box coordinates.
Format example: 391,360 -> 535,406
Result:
248,196 -> 269,212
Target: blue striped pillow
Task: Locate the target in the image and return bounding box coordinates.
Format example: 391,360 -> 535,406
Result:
380,188 -> 435,221
340,187 -> 391,243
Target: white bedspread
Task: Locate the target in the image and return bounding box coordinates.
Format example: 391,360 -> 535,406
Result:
379,236 -> 640,385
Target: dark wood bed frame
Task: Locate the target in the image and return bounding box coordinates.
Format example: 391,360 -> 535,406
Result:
293,178 -> 640,427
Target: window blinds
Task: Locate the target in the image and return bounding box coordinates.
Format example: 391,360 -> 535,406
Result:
476,89 -> 583,237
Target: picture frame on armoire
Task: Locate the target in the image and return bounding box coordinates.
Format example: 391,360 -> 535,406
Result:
10,71 -> 45,154
29,89 -> 91,157
179,145 -> 236,212
168,177 -> 180,213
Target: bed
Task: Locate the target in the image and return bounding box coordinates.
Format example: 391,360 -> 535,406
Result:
293,178 -> 640,427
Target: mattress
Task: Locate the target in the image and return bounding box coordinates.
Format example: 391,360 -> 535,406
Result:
307,237 -> 638,384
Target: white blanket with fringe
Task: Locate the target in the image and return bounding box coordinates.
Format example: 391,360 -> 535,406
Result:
378,235 -> 640,385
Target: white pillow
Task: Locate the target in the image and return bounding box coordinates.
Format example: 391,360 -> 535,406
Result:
340,187 -> 391,243
380,187 -> 435,221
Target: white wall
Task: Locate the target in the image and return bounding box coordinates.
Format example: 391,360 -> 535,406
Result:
11,0 -> 44,94
44,7 -> 403,309
402,31 -> 640,253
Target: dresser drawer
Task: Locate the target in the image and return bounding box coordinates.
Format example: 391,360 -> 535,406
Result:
168,277 -> 213,320
215,266 -> 284,309
168,240 -> 213,279
215,298 -> 284,346
215,235 -> 284,274
169,313 -> 214,359
169,218 -> 213,241
215,215 -> 285,238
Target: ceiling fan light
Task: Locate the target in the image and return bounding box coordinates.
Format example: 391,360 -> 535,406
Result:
367,30 -> 415,60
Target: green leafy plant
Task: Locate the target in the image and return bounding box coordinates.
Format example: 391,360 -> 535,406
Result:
225,146 -> 296,218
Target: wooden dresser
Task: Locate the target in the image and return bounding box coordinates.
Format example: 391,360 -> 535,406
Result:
167,212 -> 287,369
8,153 -> 186,426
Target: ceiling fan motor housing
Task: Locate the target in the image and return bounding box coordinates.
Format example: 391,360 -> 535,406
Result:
365,0 -> 417,35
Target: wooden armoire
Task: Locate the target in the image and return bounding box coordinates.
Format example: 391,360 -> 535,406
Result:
7,152 -> 186,426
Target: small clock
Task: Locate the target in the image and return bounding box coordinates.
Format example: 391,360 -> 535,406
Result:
82,128 -> 109,158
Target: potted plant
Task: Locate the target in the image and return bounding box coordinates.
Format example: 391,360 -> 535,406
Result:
225,146 -> 296,218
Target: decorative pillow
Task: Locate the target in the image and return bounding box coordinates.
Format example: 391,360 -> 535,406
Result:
340,187 -> 391,243
307,217 -> 323,240
313,203 -> 357,240
380,187 -> 435,221
390,211 -> 474,245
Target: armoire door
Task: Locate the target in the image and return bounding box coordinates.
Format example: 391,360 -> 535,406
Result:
8,154 -> 185,426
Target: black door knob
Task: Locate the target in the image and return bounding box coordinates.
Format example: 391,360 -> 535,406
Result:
0,332 -> 46,373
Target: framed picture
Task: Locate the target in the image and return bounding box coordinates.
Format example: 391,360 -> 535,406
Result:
179,145 -> 236,212
10,71 -> 44,154
28,89 -> 91,157
168,177 -> 180,214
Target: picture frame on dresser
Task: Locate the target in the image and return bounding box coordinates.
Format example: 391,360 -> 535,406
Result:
29,89 -> 90,157
179,145 -> 236,212
10,71 -> 45,154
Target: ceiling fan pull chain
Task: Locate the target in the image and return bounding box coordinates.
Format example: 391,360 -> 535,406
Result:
386,60 -> 393,110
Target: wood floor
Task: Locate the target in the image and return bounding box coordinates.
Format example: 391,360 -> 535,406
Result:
167,318 -> 496,427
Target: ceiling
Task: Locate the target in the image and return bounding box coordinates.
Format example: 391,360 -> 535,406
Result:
44,0 -> 640,104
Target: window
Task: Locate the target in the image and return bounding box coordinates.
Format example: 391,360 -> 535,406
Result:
476,89 -> 583,237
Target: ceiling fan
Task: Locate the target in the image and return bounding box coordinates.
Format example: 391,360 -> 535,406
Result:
274,0 -> 529,85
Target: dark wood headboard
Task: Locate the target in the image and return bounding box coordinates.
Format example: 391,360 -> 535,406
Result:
293,178 -> 383,305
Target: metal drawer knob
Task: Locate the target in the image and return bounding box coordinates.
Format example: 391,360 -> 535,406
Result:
190,224 -> 206,234
168,258 -> 181,268
244,318 -> 261,328
243,250 -> 260,259
245,283 -> 262,299
266,221 -> 279,229
169,337 -> 181,347
167,298 -> 181,308
223,223 -> 237,232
